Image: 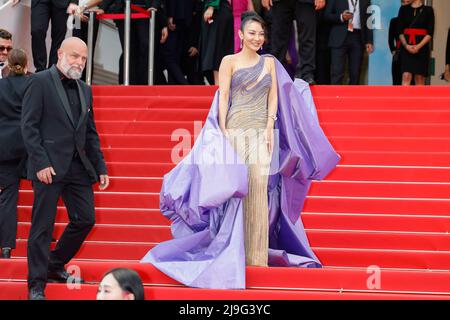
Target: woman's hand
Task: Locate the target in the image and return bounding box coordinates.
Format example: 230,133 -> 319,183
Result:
264,126 -> 274,154
406,45 -> 419,54
161,27 -> 168,44
220,126 -> 229,139
445,66 -> 450,82
204,6 -> 214,23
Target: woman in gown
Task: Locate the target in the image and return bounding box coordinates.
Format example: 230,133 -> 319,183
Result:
141,12 -> 340,289
397,0 -> 434,85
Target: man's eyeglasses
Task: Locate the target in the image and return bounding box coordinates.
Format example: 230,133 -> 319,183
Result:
0,46 -> 13,53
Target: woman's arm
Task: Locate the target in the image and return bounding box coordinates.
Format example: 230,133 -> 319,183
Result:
218,56 -> 233,135
248,0 -> 254,11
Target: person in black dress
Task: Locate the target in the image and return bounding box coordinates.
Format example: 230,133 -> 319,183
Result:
389,0 -> 412,85
200,0 -> 234,85
0,49 -> 29,259
397,0 -> 434,86
443,28 -> 450,82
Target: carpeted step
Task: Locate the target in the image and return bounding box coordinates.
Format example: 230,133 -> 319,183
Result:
2,282 -> 449,300
95,120 -> 450,137
1,259 -> 450,296
99,134 -> 450,152
14,223 -> 450,251
9,241 -> 450,270
94,108 -> 450,124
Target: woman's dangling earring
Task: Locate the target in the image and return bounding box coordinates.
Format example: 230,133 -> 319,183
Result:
240,38 -> 243,49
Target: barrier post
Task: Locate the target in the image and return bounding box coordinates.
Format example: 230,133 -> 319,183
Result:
124,0 -> 131,85
86,10 -> 95,85
148,10 -> 155,85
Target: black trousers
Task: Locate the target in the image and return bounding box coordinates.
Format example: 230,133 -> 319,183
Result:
271,0 -> 316,80
0,178 -> 19,249
163,19 -> 189,85
31,0 -> 69,72
330,31 -> 364,85
27,158 -> 95,290
72,15 -> 100,82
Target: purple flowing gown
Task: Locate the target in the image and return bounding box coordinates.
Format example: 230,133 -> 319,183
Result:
140,55 -> 340,289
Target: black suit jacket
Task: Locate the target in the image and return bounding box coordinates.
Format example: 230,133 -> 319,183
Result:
0,76 -> 28,186
166,0 -> 194,24
325,0 -> 373,48
21,66 -> 107,183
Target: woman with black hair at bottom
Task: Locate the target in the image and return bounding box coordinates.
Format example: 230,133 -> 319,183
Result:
97,268 -> 145,300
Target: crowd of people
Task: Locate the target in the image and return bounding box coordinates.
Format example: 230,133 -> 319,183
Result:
2,0 -> 448,85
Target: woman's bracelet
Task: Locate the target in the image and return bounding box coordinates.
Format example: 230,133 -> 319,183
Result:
268,114 -> 277,121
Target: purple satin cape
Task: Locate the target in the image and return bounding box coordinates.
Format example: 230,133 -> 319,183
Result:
140,57 -> 341,289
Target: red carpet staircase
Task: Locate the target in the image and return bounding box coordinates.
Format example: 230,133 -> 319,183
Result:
1,85 -> 450,299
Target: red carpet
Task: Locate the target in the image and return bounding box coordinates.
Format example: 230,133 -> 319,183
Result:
2,85 -> 450,299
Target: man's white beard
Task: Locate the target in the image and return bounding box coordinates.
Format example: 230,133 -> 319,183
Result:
61,54 -> 84,79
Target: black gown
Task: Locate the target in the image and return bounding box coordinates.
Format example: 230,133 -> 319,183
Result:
200,0 -> 234,73
397,4 -> 434,76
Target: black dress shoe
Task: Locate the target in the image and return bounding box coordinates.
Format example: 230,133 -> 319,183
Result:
28,287 -> 46,300
47,268 -> 85,284
1,248 -> 11,259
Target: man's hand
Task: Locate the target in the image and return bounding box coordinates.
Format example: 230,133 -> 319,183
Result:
161,27 -> 168,43
94,8 -> 105,15
315,0 -> 326,10
261,0 -> 273,10
168,17 -> 176,31
342,10 -> 353,21
204,6 -> 214,23
188,47 -> 199,57
67,3 -> 79,14
366,43 -> 374,54
37,167 -> 56,185
99,174 -> 109,190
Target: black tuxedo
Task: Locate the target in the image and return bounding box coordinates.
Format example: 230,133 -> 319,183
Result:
0,75 -> 28,250
30,0 -> 78,72
325,0 -> 373,84
22,65 -> 107,290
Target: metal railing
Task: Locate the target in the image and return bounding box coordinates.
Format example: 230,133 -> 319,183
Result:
85,0 -> 156,86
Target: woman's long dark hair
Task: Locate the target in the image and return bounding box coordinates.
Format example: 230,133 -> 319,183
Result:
240,11 -> 266,32
102,268 -> 145,300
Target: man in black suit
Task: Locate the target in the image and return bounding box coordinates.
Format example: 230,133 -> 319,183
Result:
15,0 -> 80,72
22,37 -> 109,300
261,0 -> 326,84
325,0 -> 373,85
163,0 -> 194,84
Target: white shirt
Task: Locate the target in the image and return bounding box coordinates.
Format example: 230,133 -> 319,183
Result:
0,62 -> 5,79
348,0 -> 361,29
